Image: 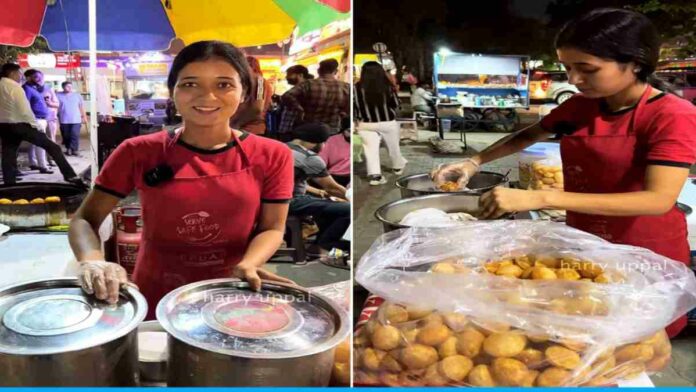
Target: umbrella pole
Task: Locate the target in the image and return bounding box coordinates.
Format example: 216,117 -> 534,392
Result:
88,0 -> 98,185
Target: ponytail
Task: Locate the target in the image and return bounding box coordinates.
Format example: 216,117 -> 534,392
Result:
646,74 -> 678,95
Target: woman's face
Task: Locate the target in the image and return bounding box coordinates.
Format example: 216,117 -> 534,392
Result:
557,47 -> 639,98
173,58 -> 244,128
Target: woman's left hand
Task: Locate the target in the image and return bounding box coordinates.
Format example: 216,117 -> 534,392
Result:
233,263 -> 297,291
479,187 -> 547,219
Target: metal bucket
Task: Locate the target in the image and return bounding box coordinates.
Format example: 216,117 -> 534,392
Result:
0,278 -> 147,386
157,279 -> 350,386
395,171 -> 508,199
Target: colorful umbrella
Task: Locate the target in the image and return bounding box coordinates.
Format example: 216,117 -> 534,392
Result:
0,0 -> 350,51
317,0 -> 350,13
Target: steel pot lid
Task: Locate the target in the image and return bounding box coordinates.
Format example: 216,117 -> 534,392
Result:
0,278 -> 147,355
156,279 -> 349,359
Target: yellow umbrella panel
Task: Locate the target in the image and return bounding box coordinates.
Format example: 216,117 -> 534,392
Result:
161,0 -> 296,47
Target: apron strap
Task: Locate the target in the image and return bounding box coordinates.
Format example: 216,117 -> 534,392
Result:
230,130 -> 251,168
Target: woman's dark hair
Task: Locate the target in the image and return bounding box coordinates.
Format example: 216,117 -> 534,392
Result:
167,40 -> 252,100
61,81 -> 72,89
555,8 -> 673,92
0,63 -> 20,78
357,61 -> 394,107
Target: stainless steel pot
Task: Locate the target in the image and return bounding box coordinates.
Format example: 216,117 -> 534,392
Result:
157,279 -> 350,386
396,171 -> 508,199
376,193 -> 483,232
138,320 -> 168,383
0,278 -> 147,386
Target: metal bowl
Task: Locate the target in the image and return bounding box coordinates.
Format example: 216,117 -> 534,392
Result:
395,171 -> 508,199
137,320 -> 168,383
376,193 -> 487,232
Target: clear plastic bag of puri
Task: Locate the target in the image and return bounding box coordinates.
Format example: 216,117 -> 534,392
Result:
354,221 -> 696,387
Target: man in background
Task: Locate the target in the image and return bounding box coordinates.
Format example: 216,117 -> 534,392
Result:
278,65 -> 313,140
42,81 -> 60,166
287,122 -> 350,256
282,59 -> 349,134
22,69 -> 52,174
0,64 -> 80,185
57,81 -> 87,156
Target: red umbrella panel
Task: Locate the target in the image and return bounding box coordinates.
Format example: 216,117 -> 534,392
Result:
0,0 -> 47,47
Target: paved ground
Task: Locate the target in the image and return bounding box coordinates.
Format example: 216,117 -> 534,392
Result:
0,135 -> 92,184
353,129 -> 529,264
352,107 -> 696,386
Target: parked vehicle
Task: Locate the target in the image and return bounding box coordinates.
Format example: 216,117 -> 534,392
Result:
657,59 -> 696,105
529,70 -> 578,104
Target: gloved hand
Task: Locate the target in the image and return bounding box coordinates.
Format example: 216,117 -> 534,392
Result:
233,263 -> 297,292
79,261 -> 130,304
430,158 -> 480,190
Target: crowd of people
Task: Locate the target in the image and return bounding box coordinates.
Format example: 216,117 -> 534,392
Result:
238,57 -> 352,263
0,63 -> 84,186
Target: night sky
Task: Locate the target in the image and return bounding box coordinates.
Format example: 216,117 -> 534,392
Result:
353,0 -> 666,79
511,0 -> 552,18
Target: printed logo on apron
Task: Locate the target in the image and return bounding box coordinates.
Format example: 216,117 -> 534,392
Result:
176,211 -> 223,245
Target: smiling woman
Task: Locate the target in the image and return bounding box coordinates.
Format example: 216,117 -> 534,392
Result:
68,41 -> 296,320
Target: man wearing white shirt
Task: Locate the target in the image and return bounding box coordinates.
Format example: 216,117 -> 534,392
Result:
410,82 -> 435,114
0,63 -> 80,185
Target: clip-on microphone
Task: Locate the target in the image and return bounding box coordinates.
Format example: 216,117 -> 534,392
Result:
143,164 -> 174,187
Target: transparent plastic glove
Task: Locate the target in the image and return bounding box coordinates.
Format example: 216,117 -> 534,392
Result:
430,158 -> 480,190
79,261 -> 129,304
232,263 -> 297,292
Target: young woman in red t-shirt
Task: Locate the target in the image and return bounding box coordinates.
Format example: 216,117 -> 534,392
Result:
69,41 -> 294,318
433,9 -> 696,337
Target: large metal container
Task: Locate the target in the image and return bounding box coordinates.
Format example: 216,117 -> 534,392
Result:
0,278 -> 147,386
0,182 -> 87,228
396,171 -> 508,199
137,320 -> 168,383
376,193 -> 482,232
157,279 -> 350,386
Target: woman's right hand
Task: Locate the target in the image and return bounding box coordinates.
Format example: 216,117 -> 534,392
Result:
78,261 -> 129,304
430,159 -> 480,189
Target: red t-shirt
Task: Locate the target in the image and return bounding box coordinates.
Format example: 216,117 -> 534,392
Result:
95,130 -> 294,204
540,92 -> 696,167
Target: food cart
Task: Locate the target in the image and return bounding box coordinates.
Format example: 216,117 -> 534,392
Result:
656,59 -> 696,104
433,52 -> 530,143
